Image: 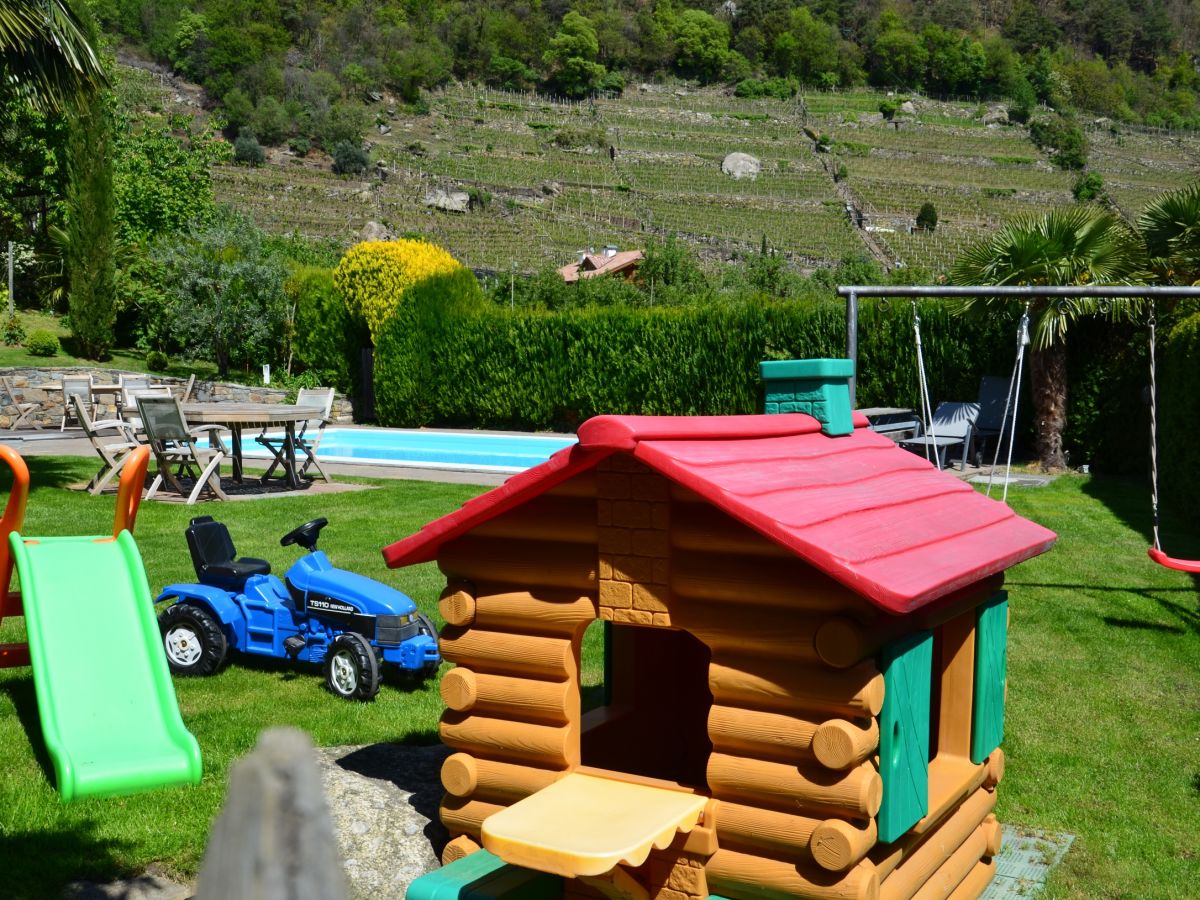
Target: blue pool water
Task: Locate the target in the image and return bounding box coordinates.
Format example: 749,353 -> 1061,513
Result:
242,428 -> 577,473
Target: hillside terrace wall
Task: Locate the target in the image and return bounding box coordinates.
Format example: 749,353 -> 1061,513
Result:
0,367 -> 353,430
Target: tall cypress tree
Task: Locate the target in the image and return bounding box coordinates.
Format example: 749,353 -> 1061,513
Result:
63,7 -> 114,359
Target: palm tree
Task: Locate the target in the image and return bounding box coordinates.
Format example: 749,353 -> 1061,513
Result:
949,206 -> 1145,470
0,0 -> 107,111
1138,181 -> 1200,286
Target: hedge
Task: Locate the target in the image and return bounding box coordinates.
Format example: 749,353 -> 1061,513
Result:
373,298 -> 1016,432
1160,311 -> 1200,523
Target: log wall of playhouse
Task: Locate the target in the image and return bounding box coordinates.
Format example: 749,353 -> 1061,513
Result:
390,360 -> 1055,900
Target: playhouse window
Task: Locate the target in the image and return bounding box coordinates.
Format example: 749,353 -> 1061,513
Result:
579,622 -> 712,789
877,592 -> 1009,843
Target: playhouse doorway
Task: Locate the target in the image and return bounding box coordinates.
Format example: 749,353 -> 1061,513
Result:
579,622 -> 712,789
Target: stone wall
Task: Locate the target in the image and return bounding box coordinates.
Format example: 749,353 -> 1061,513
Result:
0,367 -> 354,430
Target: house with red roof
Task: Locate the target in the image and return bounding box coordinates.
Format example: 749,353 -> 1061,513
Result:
396,361 -> 1055,900
558,246 -> 644,284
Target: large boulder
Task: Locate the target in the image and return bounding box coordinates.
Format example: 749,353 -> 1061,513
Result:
360,221 -> 393,242
982,106 -> 1009,126
721,152 -> 761,180
423,189 -> 470,213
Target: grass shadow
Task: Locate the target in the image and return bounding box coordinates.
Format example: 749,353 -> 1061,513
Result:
0,672 -> 55,787
1081,474 -> 1200,569
0,820 -> 137,900
1015,580 -> 1200,636
0,455 -> 88,491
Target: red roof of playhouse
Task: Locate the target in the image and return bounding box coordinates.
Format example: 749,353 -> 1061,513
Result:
383,414 -> 1056,615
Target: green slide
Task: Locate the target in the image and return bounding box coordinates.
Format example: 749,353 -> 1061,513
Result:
10,529 -> 202,801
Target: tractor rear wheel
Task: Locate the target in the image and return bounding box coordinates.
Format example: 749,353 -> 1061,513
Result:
160,603 -> 228,676
325,632 -> 380,701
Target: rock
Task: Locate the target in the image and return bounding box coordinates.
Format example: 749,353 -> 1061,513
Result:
361,221 -> 392,242
196,728 -> 350,900
981,106 -> 1009,126
314,742 -> 449,900
674,89 -> 688,97
423,189 -> 470,213
900,100 -> 917,115
378,124 -> 391,135
721,152 -> 761,180
357,189 -> 374,202
541,181 -> 562,196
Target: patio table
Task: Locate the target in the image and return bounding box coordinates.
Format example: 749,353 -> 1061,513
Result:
180,402 -> 325,489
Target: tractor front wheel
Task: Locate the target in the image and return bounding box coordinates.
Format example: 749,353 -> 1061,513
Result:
325,633 -> 381,701
160,603 -> 228,676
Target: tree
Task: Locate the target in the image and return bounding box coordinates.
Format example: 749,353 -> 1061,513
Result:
154,216 -> 287,377
1138,181 -> 1200,285
949,206 -> 1145,470
543,11 -> 607,97
0,0 -> 107,111
671,10 -> 736,84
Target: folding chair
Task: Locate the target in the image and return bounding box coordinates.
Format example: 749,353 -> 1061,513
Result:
899,401 -> 980,471
73,395 -> 140,495
1,376 -> 41,431
59,375 -> 92,431
176,373 -> 197,403
256,387 -> 334,483
137,395 -> 228,505
122,386 -> 173,438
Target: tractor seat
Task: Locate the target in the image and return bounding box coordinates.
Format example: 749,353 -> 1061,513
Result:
185,515 -> 271,593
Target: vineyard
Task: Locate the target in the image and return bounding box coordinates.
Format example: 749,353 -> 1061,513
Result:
209,82 -> 1200,276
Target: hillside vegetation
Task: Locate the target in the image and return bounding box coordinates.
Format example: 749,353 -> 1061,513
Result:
204,79 -> 1200,275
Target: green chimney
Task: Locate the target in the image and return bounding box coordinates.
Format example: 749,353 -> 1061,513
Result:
760,358 -> 855,436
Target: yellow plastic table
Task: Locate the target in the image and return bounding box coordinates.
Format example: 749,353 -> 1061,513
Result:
481,772 -> 708,878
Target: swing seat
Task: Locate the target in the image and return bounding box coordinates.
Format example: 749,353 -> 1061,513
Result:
1148,547 -> 1200,573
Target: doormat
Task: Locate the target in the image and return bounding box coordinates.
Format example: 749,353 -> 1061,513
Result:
982,825 -> 1075,898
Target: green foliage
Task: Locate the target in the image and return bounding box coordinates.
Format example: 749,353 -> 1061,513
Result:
734,77 -> 798,100
288,265 -> 366,395
331,141 -> 369,175
25,329 -> 60,357
2,314 -> 26,346
543,11 -> 607,98
233,129 -> 264,166
916,202 -> 939,232
1029,115 -> 1088,170
1160,312 -> 1200,520
333,239 -> 467,338
1072,171 -> 1106,202
145,349 -> 170,371
671,10 -> 738,84
153,215 -> 286,377
63,83 -> 116,360
551,125 -> 608,150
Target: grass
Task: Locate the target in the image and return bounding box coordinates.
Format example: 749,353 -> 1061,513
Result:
0,459 -> 1196,896
0,308 -> 217,381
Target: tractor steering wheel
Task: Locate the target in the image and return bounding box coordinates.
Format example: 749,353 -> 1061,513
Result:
280,517 -> 329,551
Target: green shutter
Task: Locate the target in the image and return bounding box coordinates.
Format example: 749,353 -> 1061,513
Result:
878,629 -> 933,843
971,592 -> 1009,764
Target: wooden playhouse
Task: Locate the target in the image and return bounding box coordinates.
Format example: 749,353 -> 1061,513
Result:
389,365 -> 1056,900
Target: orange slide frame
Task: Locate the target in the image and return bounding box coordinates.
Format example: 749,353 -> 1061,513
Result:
0,444 -> 150,668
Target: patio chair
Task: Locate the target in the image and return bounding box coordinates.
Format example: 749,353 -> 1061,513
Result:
122,386 -> 173,438
971,375 -> 1013,466
137,395 -> 228,505
256,387 -> 334,484
899,401 -> 980,471
1,376 -> 41,431
73,394 -> 140,496
176,373 -> 197,403
59,375 -> 92,431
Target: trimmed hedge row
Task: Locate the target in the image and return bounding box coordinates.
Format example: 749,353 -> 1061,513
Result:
373,298 -> 1016,432
1160,312 -> 1200,521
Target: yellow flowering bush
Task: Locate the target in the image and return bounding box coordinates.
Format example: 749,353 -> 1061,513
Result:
332,238 -> 464,338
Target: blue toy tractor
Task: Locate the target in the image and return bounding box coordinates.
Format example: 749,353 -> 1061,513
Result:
155,516 -> 440,701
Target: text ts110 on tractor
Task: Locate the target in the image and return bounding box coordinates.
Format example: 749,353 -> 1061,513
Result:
154,516 -> 439,701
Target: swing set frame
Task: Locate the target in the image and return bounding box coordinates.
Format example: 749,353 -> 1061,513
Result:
837,284 -> 1200,570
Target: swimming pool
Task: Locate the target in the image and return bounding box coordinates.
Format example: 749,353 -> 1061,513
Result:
239,428 -> 577,473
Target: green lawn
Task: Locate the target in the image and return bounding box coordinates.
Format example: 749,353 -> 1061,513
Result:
0,458 -> 1196,897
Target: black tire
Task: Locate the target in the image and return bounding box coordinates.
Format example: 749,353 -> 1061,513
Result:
160,603 -> 228,676
325,632 -> 380,701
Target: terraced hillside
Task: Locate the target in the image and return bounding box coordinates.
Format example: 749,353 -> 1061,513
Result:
211,83 -> 1200,275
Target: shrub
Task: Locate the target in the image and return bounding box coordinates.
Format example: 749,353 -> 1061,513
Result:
289,265 -> 368,396
1072,171 -> 1106,202
552,126 -> 607,150
233,130 -> 264,166
916,202 -> 938,232
145,350 -> 170,371
25,330 -> 60,357
834,163 -> 848,182
1028,116 -> 1088,170
879,99 -> 898,120
288,136 -> 311,156
600,71 -> 626,96
734,77 -> 798,100
333,238 -> 467,338
3,313 -> 25,346
331,141 -> 369,175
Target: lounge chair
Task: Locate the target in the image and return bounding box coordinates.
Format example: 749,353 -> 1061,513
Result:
899,401 -> 980,470
256,387 -> 334,484
59,375 -> 92,431
1,376 -> 41,431
73,395 -> 140,495
137,395 -> 228,505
